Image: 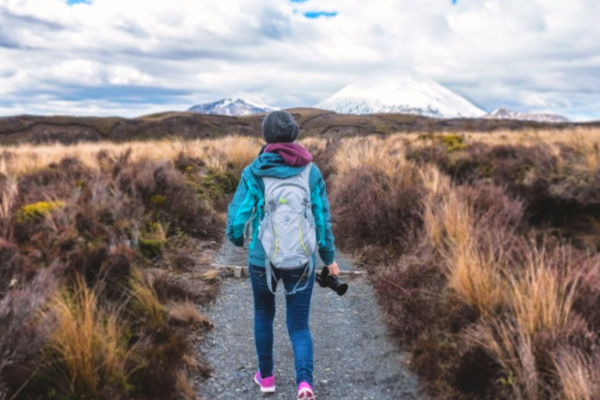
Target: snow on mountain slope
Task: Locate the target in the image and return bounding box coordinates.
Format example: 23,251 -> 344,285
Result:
315,75 -> 485,118
188,98 -> 278,116
483,108 -> 570,123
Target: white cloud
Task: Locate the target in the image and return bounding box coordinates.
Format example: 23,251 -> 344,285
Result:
0,0 -> 598,120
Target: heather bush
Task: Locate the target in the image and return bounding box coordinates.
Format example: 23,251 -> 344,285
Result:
0,269 -> 57,398
331,166 -> 425,262
5,132 -> 600,399
408,139 -> 600,231
331,131 -> 600,399
0,144 -> 230,400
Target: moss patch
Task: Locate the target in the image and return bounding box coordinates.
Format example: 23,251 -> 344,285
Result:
198,168 -> 239,200
139,237 -> 165,259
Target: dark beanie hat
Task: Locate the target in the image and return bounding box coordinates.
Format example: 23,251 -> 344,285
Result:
261,110 -> 299,143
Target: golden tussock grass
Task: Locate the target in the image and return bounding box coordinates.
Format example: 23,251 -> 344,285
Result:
332,136 -> 437,201
468,320 -> 539,400
509,249 -> 579,335
0,174 -> 18,225
42,279 -> 132,397
401,127 -> 600,149
333,136 -> 415,184
0,136 -> 263,176
129,270 -> 166,332
299,137 -> 329,152
425,188 -> 506,316
553,348 -> 599,400
4,128 -> 600,398
446,239 -> 506,317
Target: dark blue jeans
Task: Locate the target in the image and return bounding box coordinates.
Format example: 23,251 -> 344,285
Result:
249,263 -> 315,386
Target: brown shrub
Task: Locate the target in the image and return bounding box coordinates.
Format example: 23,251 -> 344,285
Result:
167,301 -> 212,329
16,158 -> 92,206
129,328 -> 193,400
0,239 -> 28,298
459,183 -> 525,230
331,167 -> 425,261
372,249 -> 446,341
0,152 -> 227,400
572,261 -> 600,337
115,157 -> 223,240
153,272 -> 220,305
0,269 -> 57,398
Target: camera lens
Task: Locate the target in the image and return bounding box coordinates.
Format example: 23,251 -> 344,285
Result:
334,282 -> 348,296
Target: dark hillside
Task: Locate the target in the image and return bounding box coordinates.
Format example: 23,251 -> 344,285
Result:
1,108 -> 598,144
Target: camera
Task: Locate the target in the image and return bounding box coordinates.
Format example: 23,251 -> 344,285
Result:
316,266 -> 348,296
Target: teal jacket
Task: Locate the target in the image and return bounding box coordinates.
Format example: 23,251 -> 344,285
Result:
226,151 -> 336,268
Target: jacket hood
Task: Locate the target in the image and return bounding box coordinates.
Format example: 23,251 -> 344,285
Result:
264,143 -> 313,167
250,146 -> 309,178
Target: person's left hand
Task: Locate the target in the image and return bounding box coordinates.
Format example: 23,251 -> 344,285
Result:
326,261 -> 340,276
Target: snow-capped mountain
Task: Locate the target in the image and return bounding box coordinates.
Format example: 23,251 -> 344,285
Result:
188,98 -> 278,116
315,75 -> 485,118
483,108 -> 570,123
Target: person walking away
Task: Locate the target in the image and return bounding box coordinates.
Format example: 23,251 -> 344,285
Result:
226,110 -> 339,400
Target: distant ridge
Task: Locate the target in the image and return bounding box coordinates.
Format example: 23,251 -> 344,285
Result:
315,74 -> 485,118
188,98 -> 278,116
0,108 -> 593,145
483,108 -> 570,123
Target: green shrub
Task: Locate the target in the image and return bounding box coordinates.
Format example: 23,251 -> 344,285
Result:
198,168 -> 239,200
439,134 -> 466,152
150,195 -> 167,207
139,238 -> 164,258
16,201 -> 64,224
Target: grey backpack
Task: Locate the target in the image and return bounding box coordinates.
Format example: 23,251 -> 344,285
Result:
258,163 -> 316,295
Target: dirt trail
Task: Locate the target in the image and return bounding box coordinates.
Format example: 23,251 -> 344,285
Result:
194,241 -> 424,399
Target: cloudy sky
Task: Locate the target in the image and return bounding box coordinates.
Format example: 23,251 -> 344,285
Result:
0,0 -> 599,120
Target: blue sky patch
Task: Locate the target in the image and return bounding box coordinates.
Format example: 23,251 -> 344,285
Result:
67,0 -> 90,6
289,0 -> 309,2
53,85 -> 189,104
304,11 -> 338,19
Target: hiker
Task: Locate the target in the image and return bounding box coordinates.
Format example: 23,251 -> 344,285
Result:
226,110 -> 338,400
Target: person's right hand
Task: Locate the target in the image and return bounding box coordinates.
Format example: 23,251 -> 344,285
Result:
327,261 -> 340,276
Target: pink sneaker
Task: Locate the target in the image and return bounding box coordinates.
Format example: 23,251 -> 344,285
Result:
297,381 -> 315,399
254,371 -> 275,393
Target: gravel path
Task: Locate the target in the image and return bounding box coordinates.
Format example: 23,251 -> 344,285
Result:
195,241 -> 424,400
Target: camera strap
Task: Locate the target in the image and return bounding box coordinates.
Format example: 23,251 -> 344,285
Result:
265,257 -> 313,296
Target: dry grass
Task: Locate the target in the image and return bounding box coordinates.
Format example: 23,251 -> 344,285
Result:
42,279 -> 132,398
329,129 -> 600,398
404,127 -> 600,148
333,136 -> 420,187
167,301 -> 210,327
0,137 -> 231,399
0,175 -> 18,237
4,130 -> 600,399
0,136 -> 262,176
509,249 -> 579,335
447,238 -> 506,317
423,188 -> 505,316
130,271 -> 166,332
553,348 -> 599,400
468,321 -> 540,400
299,137 -> 329,152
